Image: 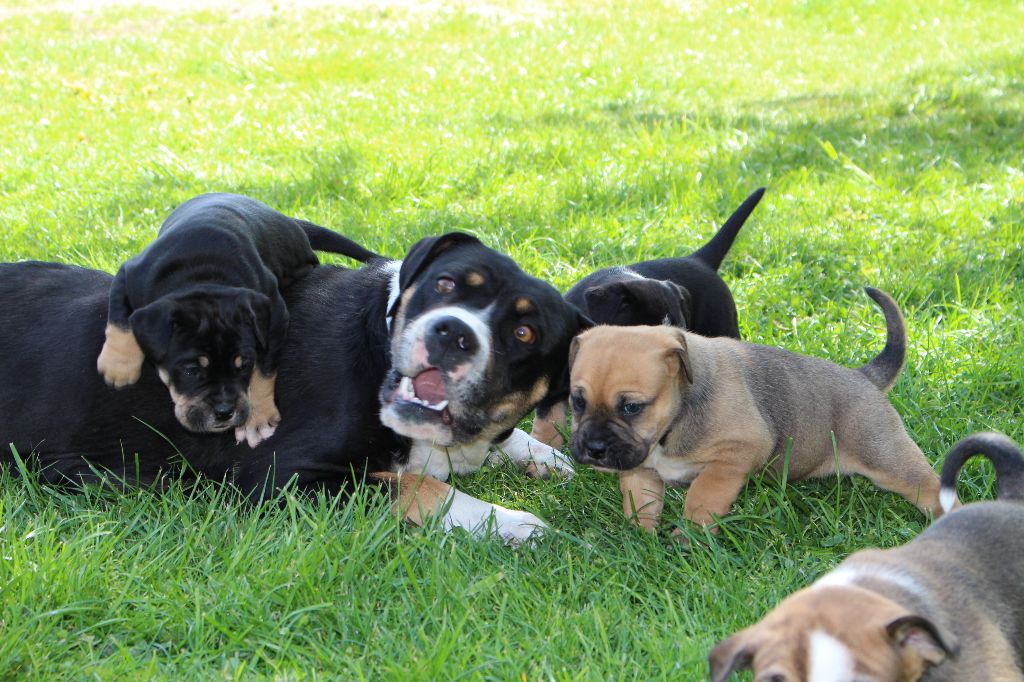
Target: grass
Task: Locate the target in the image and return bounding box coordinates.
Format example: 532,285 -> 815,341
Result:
1,0 -> 1022,678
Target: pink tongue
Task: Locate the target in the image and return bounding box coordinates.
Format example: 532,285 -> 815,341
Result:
413,369 -> 447,403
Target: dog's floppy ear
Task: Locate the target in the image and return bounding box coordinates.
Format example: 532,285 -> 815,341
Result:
659,280 -> 691,328
567,335 -> 582,371
392,232 -> 482,309
241,291 -> 272,351
664,328 -> 693,384
708,632 -> 755,682
886,614 -> 959,669
128,299 -> 178,362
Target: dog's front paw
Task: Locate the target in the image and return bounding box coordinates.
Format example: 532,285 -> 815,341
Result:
525,454 -> 575,480
235,404 -> 280,448
97,331 -> 144,388
492,508 -> 548,546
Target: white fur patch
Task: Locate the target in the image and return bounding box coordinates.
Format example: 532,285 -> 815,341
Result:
807,630 -> 855,682
494,428 -> 575,477
442,486 -> 547,545
395,304 -> 494,379
383,259 -> 402,331
814,564 -> 926,601
940,487 -> 958,514
399,439 -> 492,481
643,444 -> 704,485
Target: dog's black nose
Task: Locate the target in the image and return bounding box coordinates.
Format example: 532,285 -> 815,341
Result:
428,316 -> 479,356
213,404 -> 235,422
584,439 -> 608,459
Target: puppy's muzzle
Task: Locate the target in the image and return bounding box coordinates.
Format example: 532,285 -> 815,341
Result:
426,315 -> 479,366
571,424 -> 647,470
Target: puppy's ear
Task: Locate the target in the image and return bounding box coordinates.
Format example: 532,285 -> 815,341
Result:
886,614 -> 959,668
242,292 -> 272,351
567,335 -> 582,371
664,329 -> 693,384
128,299 -> 177,362
583,282 -> 630,322
659,281 -> 691,328
394,232 -> 482,303
708,632 -> 755,682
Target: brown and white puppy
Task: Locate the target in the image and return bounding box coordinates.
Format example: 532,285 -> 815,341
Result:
709,432 -> 1024,681
567,287 -> 943,533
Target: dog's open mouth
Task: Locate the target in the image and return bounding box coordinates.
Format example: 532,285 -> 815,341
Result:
392,368 -> 453,425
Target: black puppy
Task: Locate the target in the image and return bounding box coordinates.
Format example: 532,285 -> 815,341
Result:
531,188 -> 765,447
96,193 -> 378,447
2,233 -> 588,543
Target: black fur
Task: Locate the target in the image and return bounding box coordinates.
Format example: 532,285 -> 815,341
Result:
940,432 -> 1024,505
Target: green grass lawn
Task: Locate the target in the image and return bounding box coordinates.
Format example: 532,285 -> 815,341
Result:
1,0 -> 1022,678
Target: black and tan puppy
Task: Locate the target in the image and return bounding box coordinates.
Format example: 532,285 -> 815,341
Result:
530,188 -> 764,447
96,193 -> 378,447
567,288 -> 943,533
709,432 -> 1024,681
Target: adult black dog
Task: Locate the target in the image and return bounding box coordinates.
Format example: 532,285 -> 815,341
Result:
97,193 -> 379,448
0,233 -> 587,543
531,188 -> 764,447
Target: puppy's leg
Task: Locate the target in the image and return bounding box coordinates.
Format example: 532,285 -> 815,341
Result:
530,399 -> 568,449
620,468 -> 666,533
494,428 -> 575,479
370,472 -> 548,545
97,267 -> 144,388
682,461 -> 749,531
840,432 -> 943,518
236,371 -> 281,448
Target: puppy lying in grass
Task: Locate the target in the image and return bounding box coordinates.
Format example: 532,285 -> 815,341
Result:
97,193 -> 378,446
567,288 -> 942,533
709,432 -> 1024,681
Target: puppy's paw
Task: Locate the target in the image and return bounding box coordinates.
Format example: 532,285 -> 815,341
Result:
235,404 -> 281,448
492,508 -> 548,546
525,454 -> 575,480
97,338 -> 144,388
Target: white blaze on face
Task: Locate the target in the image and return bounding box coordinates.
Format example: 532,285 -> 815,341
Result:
807,630 -> 856,682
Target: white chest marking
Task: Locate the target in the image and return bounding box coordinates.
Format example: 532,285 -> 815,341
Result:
643,444 -> 704,485
807,630 -> 856,682
400,439 -> 492,481
383,260 -> 402,332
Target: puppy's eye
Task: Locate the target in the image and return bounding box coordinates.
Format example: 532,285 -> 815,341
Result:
181,365 -> 201,378
436,277 -> 455,294
571,394 -> 586,413
621,402 -> 644,418
513,325 -> 536,344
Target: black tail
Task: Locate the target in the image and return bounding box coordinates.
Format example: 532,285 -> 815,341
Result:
689,187 -> 766,270
297,220 -> 382,263
856,287 -> 907,393
939,432 -> 1024,513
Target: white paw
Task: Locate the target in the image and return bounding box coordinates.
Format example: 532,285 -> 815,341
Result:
492,508 -> 548,546
235,420 -> 278,448
525,453 -> 576,480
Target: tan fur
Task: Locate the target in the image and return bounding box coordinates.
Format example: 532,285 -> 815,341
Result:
530,401 -> 567,448
514,297 -> 535,314
488,377 -> 549,427
244,371 -> 280,433
96,323 -> 145,388
569,324 -> 942,533
619,467 -> 665,532
166,382 -> 206,429
198,355 -> 210,368
369,472 -> 452,526
465,271 -> 485,286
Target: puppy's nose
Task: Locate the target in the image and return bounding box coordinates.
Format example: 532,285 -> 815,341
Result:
584,439 -> 608,459
213,403 -> 235,422
428,316 -> 478,356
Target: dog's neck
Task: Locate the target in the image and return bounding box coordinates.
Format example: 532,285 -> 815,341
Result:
657,335 -> 713,455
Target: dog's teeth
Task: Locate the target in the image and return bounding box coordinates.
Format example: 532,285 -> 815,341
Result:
399,376 -> 415,399
423,400 -> 449,412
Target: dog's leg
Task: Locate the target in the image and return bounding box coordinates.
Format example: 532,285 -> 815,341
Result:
841,435 -> 943,518
236,371 -> 280,448
682,461 -> 748,531
97,267 -> 145,387
370,472 -> 548,545
619,467 -> 666,532
530,400 -> 568,449
494,428 -> 575,479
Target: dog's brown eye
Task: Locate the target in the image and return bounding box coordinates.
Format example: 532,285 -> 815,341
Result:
436,277 -> 455,294
571,393 -> 586,412
513,325 -> 535,344
621,402 -> 644,417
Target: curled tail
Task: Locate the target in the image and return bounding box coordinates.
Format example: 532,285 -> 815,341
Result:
939,432 -> 1024,513
297,220 -> 383,263
690,187 -> 766,270
857,287 -> 907,393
